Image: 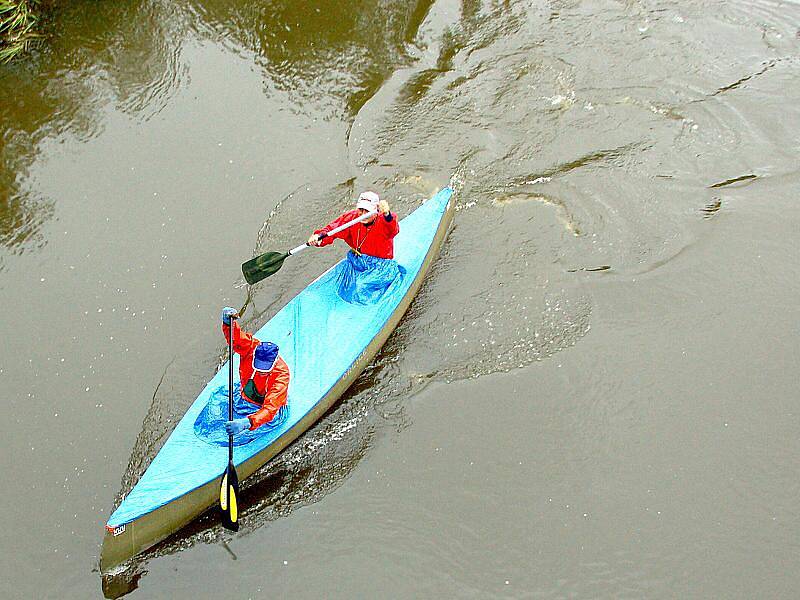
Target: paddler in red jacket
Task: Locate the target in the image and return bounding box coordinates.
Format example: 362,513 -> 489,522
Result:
307,191 -> 399,258
306,191 -> 404,304
221,307 -> 290,436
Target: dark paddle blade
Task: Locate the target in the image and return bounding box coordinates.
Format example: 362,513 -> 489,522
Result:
241,251 -> 289,285
219,460 -> 240,531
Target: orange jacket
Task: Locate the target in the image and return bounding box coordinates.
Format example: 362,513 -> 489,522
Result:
222,321 -> 290,429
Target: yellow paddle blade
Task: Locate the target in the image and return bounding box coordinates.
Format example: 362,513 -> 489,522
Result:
220,474 -> 228,510
229,486 -> 238,523
221,462 -> 239,530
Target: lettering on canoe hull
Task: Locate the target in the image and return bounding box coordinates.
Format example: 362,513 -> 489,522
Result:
106,524 -> 127,537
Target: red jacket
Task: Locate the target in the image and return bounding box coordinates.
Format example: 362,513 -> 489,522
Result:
222,321 -> 290,429
314,209 -> 400,259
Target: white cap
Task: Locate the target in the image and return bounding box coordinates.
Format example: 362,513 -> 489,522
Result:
356,191 -> 379,211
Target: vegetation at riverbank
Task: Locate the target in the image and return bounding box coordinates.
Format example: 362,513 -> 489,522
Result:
0,0 -> 44,63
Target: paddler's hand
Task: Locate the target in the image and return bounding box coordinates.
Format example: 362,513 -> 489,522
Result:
221,307 -> 239,325
378,200 -> 390,215
308,233 -> 322,247
225,418 -> 251,436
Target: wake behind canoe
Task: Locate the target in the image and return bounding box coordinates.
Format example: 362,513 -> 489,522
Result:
100,187 -> 454,572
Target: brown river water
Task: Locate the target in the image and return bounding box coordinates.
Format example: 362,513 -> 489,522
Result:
1,0 -> 799,597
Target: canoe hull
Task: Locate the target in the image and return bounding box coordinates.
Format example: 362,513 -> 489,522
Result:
100,190 -> 454,572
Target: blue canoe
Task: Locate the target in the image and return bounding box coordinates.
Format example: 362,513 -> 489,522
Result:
100,187 -> 454,571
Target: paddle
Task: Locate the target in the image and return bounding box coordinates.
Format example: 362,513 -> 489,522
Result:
219,315 -> 240,531
241,210 -> 378,285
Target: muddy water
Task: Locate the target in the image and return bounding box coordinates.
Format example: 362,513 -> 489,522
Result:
1,0 -> 799,597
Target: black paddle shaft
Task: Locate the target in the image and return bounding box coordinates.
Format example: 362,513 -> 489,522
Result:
228,316 -> 235,461
221,314 -> 240,531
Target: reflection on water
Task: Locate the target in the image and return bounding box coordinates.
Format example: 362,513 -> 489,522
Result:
0,189 -> 53,265
0,0 -> 186,260
185,0 -> 435,119
0,89 -> 55,261
0,0 -> 438,264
